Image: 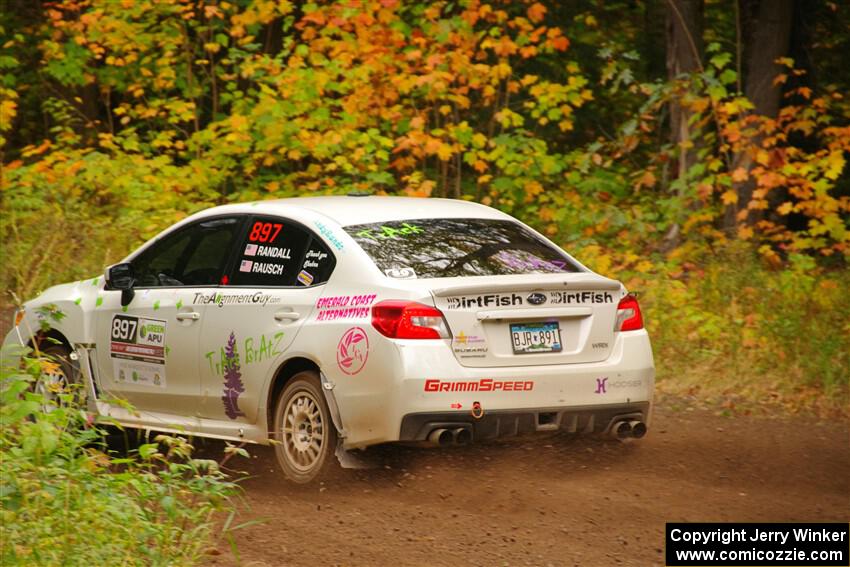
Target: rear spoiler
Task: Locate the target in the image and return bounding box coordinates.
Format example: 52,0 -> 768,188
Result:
431,274 -> 622,297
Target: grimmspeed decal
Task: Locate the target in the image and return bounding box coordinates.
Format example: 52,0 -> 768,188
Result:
549,291 -> 614,304
192,291 -> 281,307
110,314 -> 167,388
424,379 -> 534,392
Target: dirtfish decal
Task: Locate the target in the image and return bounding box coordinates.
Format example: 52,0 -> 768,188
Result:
550,291 -> 614,304
446,293 -> 523,310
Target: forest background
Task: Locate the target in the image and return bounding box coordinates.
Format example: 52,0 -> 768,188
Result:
1,0 -> 848,414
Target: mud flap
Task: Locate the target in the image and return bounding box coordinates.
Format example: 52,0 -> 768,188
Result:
334,441 -> 377,469
319,371 -> 372,469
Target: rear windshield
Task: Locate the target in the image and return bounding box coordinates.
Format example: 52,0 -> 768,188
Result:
344,218 -> 581,279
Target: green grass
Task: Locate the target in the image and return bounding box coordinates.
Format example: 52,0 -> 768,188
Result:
1,345 -> 244,566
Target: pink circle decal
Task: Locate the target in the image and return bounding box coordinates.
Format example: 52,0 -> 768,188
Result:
337,327 -> 369,375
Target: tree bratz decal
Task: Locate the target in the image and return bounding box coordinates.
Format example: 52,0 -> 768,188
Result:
222,331 -> 246,419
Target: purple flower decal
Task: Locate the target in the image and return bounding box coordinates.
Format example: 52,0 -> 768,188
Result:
221,331 -> 245,419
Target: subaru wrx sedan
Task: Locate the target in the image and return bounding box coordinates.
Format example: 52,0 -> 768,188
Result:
5,196 -> 654,482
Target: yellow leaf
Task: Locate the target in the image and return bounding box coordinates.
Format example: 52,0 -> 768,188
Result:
437,143 -> 453,161
777,202 -> 793,215
755,150 -> 770,166
721,189 -> 738,205
722,101 -> 740,114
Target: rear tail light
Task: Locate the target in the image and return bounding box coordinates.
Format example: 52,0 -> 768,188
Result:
371,300 -> 451,339
615,294 -> 644,331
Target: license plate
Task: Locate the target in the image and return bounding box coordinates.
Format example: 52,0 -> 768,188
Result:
510,322 -> 562,354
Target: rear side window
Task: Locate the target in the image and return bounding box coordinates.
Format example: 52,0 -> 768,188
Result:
344,218 -> 581,278
298,237 -> 335,287
229,216 -> 335,287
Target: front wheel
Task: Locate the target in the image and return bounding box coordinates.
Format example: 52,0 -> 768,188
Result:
272,371 -> 337,483
35,343 -> 83,408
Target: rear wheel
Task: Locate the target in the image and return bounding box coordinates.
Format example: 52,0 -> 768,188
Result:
272,371 -> 337,483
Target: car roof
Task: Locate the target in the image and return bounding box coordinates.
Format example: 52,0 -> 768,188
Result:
203,196 -> 512,226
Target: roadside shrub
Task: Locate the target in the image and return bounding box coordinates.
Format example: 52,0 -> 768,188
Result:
576,243 -> 849,416
0,344 -> 241,566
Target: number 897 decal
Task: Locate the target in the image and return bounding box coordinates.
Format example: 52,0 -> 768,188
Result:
110,314 -> 168,388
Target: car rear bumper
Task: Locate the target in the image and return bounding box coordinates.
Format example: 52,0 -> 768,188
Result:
334,329 -> 654,448
399,401 -> 650,442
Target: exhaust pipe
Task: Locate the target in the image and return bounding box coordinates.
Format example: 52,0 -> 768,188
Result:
453,427 -> 472,446
628,420 -> 647,439
609,420 -> 632,440
428,428 -> 454,447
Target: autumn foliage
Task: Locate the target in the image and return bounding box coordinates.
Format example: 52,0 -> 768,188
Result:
0,0 -> 848,411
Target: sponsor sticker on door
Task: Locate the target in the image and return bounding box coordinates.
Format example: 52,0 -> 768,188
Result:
110,314 -> 167,387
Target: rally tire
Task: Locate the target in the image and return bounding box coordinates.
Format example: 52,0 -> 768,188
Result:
36,342 -> 83,407
272,371 -> 337,484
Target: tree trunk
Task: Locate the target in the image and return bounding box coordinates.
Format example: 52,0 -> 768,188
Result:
725,0 -> 794,230
663,0 -> 703,251
666,0 -> 704,184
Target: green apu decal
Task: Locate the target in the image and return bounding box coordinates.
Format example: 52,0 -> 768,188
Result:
355,222 -> 424,240
204,331 -> 284,376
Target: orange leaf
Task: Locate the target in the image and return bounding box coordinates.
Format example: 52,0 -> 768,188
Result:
731,167 -> 748,182
527,3 -> 547,23
637,170 -> 656,189
721,189 -> 738,205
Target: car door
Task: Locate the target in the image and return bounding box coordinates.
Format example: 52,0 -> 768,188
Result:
198,215 -> 336,424
94,216 -> 244,416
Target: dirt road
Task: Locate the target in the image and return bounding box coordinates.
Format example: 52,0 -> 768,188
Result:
204,403 -> 848,567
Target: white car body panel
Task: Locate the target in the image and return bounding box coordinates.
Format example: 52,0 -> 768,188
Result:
4,196 -> 655,450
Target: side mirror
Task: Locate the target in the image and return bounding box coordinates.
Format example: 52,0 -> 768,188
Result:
105,263 -> 135,306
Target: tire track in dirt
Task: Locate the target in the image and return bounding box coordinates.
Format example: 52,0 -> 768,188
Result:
202,404 -> 848,567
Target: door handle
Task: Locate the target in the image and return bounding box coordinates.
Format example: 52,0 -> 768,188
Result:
176,311 -> 201,321
274,310 -> 301,321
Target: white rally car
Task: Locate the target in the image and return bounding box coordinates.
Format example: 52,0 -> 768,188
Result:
4,196 -> 654,482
